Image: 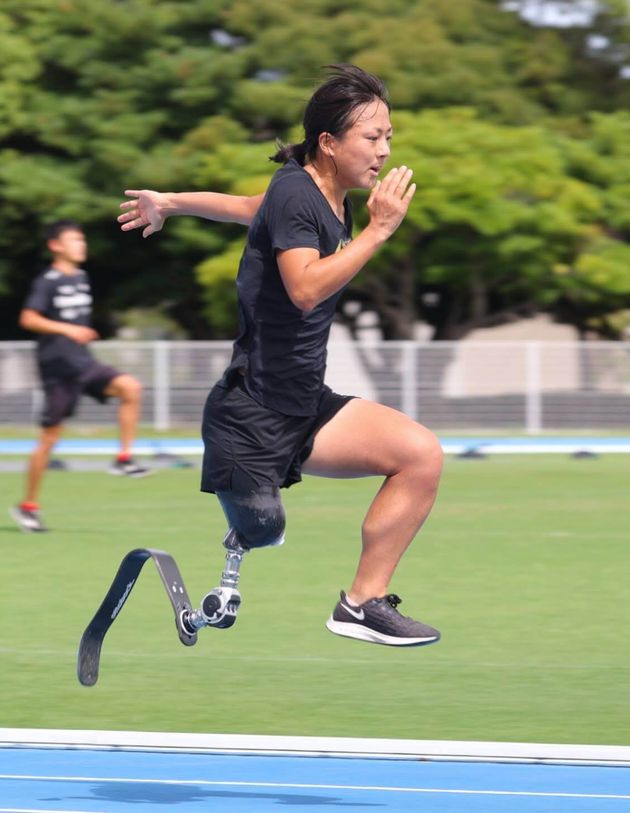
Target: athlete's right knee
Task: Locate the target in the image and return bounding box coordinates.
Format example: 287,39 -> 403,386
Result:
216,488 -> 286,550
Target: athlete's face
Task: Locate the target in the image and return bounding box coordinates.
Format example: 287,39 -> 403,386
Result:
48,229 -> 88,265
325,99 -> 392,190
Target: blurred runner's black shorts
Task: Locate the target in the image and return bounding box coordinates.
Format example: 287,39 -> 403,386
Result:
41,362 -> 120,427
200,375 -> 354,493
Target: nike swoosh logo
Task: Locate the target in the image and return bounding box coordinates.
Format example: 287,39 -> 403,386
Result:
341,602 -> 365,621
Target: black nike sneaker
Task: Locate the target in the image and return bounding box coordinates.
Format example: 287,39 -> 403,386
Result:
326,591 -> 440,647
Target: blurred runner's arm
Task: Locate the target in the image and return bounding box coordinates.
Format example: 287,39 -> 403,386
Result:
19,309 -> 98,344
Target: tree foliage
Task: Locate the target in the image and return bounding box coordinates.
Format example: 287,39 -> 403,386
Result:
1,0 -> 629,339
342,108 -> 630,340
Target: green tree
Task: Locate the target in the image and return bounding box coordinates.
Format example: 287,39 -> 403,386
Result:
2,0 -> 630,342
554,111 -> 630,337
340,109 -> 615,340
0,0 -> 238,337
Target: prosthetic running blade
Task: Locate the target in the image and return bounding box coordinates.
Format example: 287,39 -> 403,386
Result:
77,548 -> 197,686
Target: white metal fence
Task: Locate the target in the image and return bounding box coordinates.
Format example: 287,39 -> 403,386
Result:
2,339 -> 630,432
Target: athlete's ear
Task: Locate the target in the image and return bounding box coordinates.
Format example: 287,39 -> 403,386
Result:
47,238 -> 60,256
318,132 -> 335,157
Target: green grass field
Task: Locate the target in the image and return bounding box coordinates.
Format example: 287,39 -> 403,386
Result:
1,455 -> 629,745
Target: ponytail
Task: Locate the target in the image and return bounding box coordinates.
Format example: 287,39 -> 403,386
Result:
270,140 -> 309,166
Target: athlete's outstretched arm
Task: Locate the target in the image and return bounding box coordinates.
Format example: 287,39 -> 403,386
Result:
118,190 -> 266,238
277,166 -> 415,312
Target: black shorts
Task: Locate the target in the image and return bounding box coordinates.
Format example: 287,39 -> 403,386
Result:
201,377 -> 354,493
41,362 -> 121,427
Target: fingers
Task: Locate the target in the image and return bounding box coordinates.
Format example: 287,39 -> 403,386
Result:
394,167 -> 413,196
374,168 -> 397,195
118,194 -> 148,230
118,189 -> 161,235
76,327 -> 99,344
378,166 -> 413,198
117,212 -> 149,231
118,195 -> 145,229
366,179 -> 381,208
118,206 -> 159,235
367,165 -> 415,237
117,210 -> 141,224
403,182 -> 417,203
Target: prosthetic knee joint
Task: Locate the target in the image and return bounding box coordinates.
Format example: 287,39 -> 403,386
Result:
181,529 -> 247,634
181,488 -> 286,635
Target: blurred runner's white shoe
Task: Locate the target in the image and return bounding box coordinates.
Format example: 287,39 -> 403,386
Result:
108,457 -> 152,478
10,504 -> 49,533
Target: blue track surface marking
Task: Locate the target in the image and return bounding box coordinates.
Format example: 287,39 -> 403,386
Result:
2,748 -> 630,813
2,436 -> 630,456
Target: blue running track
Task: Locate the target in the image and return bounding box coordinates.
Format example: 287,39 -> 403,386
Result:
2,745 -> 630,813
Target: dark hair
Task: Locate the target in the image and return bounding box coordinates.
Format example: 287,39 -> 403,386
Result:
44,219 -> 83,242
271,64 -> 390,166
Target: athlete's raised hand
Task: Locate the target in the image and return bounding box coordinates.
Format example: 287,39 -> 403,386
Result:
118,190 -> 169,238
366,166 -> 416,241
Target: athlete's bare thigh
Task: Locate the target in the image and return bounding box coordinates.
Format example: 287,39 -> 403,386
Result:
303,398 -> 442,479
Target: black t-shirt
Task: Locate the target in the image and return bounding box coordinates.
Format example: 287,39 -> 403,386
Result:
23,267 -> 95,380
224,159 -> 353,416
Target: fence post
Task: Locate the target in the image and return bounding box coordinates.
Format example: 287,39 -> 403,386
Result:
401,341 -> 417,420
31,388 -> 43,423
525,341 -> 542,434
153,341 -> 170,431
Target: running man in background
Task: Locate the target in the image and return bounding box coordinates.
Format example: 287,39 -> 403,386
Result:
10,220 -> 149,533
118,65 -> 443,647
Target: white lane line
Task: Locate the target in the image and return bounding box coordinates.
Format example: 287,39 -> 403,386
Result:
1,775 -> 629,800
